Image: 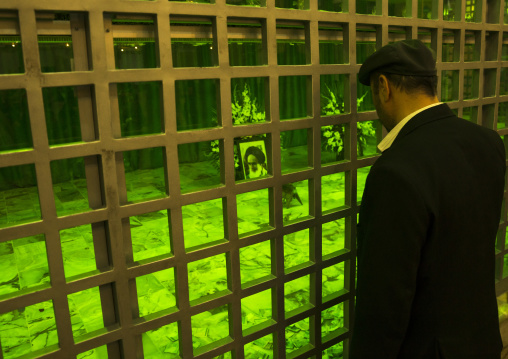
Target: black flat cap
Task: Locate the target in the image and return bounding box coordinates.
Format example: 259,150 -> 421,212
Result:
358,39 -> 437,86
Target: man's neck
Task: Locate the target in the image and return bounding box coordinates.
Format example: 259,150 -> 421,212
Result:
392,93 -> 439,126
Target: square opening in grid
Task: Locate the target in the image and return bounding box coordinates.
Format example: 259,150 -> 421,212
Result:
191,304 -> 232,355
0,11 -> 24,74
0,88 -> 32,152
36,11 -> 91,72
282,179 -> 310,225
0,163 -> 40,228
322,171 -> 346,212
135,267 -> 177,319
0,300 -> 59,358
114,81 -> 163,137
239,239 -> 273,288
175,79 -> 220,131
277,20 -> 308,66
141,321 -> 180,358
43,85 -> 97,145
171,16 -> 217,68
228,18 -> 266,66
235,134 -> 271,182
279,76 -> 311,120
127,209 -> 172,264
188,253 -> 230,305
319,22 -> 348,65
50,155 -> 104,217
182,198 -> 226,252
231,77 -> 268,125
237,188 -> 273,237
0,234 -> 50,299
281,128 -> 311,173
178,140 -> 223,193
109,13 -> 159,69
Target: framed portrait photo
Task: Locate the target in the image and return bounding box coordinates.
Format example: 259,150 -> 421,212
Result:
238,140 -> 268,180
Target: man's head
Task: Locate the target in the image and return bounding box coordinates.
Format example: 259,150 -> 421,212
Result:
359,40 -> 439,130
244,146 -> 266,178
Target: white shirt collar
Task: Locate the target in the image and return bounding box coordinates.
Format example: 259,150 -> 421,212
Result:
377,102 -> 443,152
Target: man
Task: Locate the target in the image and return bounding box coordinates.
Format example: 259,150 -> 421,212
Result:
350,39 -> 505,358
244,146 -> 268,179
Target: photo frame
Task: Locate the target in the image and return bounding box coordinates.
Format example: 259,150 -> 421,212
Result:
238,139 -> 267,180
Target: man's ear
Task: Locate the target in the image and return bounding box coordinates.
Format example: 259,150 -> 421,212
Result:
378,74 -> 391,102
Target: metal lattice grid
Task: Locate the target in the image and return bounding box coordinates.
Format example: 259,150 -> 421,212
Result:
0,0 -> 507,359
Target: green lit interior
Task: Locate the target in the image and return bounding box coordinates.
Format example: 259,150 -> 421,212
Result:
0,6 -> 505,358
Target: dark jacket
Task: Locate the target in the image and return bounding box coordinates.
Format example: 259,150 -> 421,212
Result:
350,104 -> 505,358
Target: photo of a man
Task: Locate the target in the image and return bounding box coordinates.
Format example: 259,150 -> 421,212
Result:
239,140 -> 268,179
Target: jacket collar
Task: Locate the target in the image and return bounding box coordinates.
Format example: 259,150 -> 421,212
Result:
391,103 -> 456,146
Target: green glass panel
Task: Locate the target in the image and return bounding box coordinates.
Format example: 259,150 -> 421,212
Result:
389,0 -> 410,16
418,0 -> 435,18
285,275 -> 311,314
113,18 -> 157,69
68,287 -> 104,340
240,240 -> 272,287
175,79 -> 218,131
142,321 -> 179,358
505,229 -> 508,248
356,41 -> 376,64
321,74 -> 348,117
0,89 -> 32,152
484,69 -> 497,98
442,32 -> 457,62
322,302 -> 345,339
51,157 -> 92,216
358,120 -> 379,158
505,0 -> 508,24
281,128 -> 309,173
244,333 -> 274,358
43,86 -> 83,145
465,0 -> 479,22
503,34 -> 508,60
357,166 -> 371,203
319,41 -> 345,65
321,124 -> 346,165
228,21 -> 265,66
323,262 -> 346,299
0,36 -> 24,74
498,102 -> 508,129
241,289 -> 273,331
465,31 -> 480,62
441,70 -> 459,102
443,0 -> 460,21
277,22 -> 306,66
322,341 -> 344,358
0,300 -> 59,359
0,235 -> 49,298
322,172 -> 346,213
235,135 -> 269,181
231,77 -> 267,126
0,164 -> 41,228
179,140 -> 222,193
463,69 -> 479,100
463,106 -> 478,123
237,188 -> 272,236
60,224 -> 97,281
130,210 -> 171,263
172,19 -> 215,67
136,268 -> 176,318
283,180 -> 309,224
77,345 -> 108,359
285,317 -> 311,355
191,305 -> 230,354
284,228 -> 310,272
183,198 -> 225,251
188,253 -> 229,304
275,0 -> 308,9
212,352 -> 232,359
501,68 -> 508,95
504,253 -> 508,278
38,35 -> 74,72
357,78 -> 375,112
356,0 -> 377,14
279,76 -> 309,120
322,218 -> 346,257
170,0 -> 211,3
117,82 -> 163,137
227,0 -> 265,6
123,147 -> 167,203
318,0 -> 343,11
